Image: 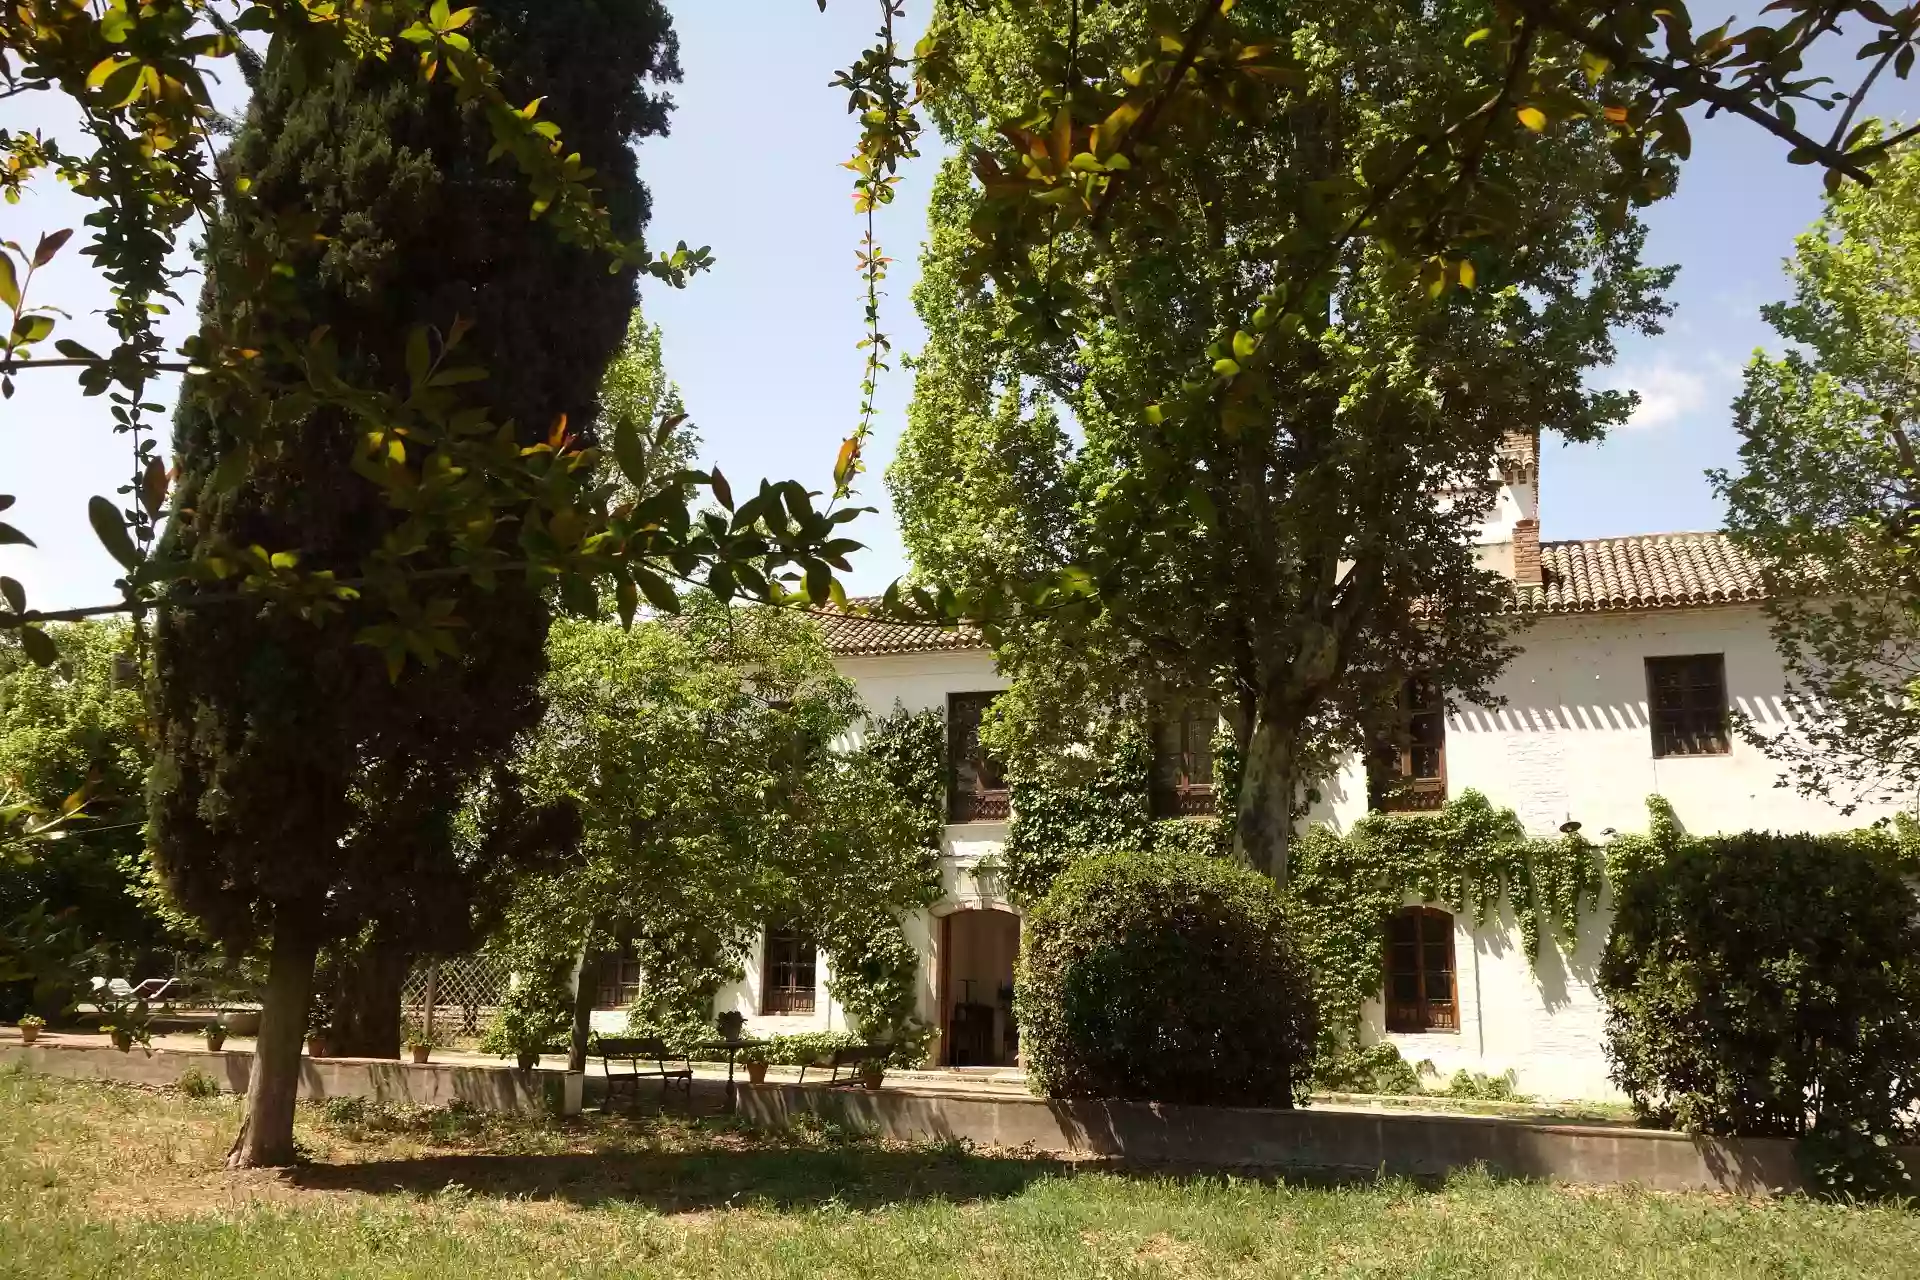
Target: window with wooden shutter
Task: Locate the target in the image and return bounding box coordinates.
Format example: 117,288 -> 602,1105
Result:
1151,701 -> 1218,817
760,926 -> 818,1016
595,942 -> 643,1010
1368,677 -> 1447,812
1645,654 -> 1730,757
1385,907 -> 1458,1033
947,692 -> 1009,822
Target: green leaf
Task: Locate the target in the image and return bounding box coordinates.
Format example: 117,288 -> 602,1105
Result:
406,327 -> 432,388
18,625 -> 56,667
53,339 -> 101,361
612,414 -> 649,490
0,575 -> 23,614
710,466 -> 735,510
87,495 -> 142,570
631,566 -> 679,614
0,255 -> 18,311
0,521 -> 34,548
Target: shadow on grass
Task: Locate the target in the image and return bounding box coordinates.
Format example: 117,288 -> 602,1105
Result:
286,1144 -> 1070,1212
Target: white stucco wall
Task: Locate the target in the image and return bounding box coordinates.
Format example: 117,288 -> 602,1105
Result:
729,602 -> 1898,1098
1325,604 -> 1908,1100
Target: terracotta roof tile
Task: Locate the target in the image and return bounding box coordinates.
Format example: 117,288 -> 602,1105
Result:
1519,532 -> 1764,614
819,533 -> 1766,655
814,603 -> 983,657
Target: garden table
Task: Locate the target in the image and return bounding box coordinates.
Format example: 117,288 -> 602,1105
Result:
692,1037 -> 769,1114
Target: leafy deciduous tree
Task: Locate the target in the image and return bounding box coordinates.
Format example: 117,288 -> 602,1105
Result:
892,0 -> 1673,881
1715,137 -> 1920,813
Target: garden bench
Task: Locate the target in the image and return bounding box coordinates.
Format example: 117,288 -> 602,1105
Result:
797,1044 -> 878,1086
595,1035 -> 693,1111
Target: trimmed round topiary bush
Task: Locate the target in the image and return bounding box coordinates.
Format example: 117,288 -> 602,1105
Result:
1599,830 -> 1920,1149
1015,850 -> 1317,1107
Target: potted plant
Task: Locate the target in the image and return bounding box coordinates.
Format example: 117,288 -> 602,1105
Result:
477,970 -> 570,1074
743,1044 -> 769,1085
17,1014 -> 44,1045
202,1022 -> 227,1052
104,1023 -> 133,1052
305,1020 -> 329,1058
402,1020 -> 441,1065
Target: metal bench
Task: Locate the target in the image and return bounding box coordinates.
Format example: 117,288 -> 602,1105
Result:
594,1035 -> 693,1111
797,1044 -> 879,1086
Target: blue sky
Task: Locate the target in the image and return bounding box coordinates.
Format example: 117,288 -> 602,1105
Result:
2,4 -> 1914,610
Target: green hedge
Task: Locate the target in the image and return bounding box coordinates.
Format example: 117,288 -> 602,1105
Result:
1016,849 -> 1317,1107
1600,828 -> 1920,1194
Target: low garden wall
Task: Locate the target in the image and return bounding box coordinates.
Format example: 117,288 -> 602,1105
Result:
736,1081 -> 1912,1197
1,1042 -> 583,1116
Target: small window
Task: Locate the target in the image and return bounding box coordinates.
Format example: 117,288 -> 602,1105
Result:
1385,907 -> 1458,1033
761,926 -> 818,1016
947,692 -> 1009,822
1152,701 -> 1218,817
1368,677 -> 1447,812
595,942 -> 643,1010
1645,654 -> 1729,757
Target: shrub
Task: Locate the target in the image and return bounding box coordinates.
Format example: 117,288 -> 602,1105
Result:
1600,831 -> 1920,1151
1016,850 -> 1317,1107
175,1068 -> 221,1100
1312,1041 -> 1425,1095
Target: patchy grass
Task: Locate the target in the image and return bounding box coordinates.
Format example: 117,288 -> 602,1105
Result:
1,1071 -> 1916,1278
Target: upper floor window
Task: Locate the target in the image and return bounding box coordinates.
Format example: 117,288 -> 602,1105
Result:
1385,907 -> 1458,1033
1645,654 -> 1730,757
595,941 -> 643,1010
948,692 -> 1009,822
761,925 -> 818,1016
1152,701 -> 1218,817
1368,677 -> 1447,813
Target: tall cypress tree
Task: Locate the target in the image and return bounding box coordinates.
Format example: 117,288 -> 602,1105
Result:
150,1 -> 678,1167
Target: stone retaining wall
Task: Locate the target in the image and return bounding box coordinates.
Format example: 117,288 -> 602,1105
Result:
737,1082 -> 1911,1196
1,1042 -> 582,1116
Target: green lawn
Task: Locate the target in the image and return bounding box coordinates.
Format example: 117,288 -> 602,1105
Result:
2,1071 -> 1915,1278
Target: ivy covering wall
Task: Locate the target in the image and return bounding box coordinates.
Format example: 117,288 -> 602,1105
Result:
815,703 -> 947,1063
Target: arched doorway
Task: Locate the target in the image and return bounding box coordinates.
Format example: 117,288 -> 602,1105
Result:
938,908 -> 1020,1067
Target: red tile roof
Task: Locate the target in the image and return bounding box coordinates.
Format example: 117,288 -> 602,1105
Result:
819,533 -> 1766,656
1521,532 -> 1764,615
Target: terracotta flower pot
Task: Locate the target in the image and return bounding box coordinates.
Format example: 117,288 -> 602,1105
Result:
306,1036 -> 327,1058
204,1031 -> 227,1053
111,1029 -> 133,1052
411,1045 -> 431,1065
19,1025 -> 39,1045
746,1060 -> 768,1085
517,1049 -> 540,1071
859,1064 -> 885,1091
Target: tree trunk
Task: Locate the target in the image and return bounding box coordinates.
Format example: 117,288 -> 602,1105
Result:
1234,714 -> 1296,885
320,934 -> 410,1059
228,913 -> 320,1168
568,932 -> 601,1074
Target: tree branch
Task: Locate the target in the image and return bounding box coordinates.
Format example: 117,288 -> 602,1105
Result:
1826,36 -> 1899,153
1520,1 -> 1879,185
1088,0 -> 1228,234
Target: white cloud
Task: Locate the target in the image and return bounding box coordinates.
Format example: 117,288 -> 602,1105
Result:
1595,360 -> 1715,431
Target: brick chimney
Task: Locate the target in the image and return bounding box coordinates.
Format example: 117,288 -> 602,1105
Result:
1513,518 -> 1542,589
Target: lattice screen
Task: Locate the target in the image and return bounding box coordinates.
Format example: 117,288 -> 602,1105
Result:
402,952 -> 511,1037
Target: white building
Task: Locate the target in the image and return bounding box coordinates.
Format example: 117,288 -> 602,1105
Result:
599,442 -> 1899,1101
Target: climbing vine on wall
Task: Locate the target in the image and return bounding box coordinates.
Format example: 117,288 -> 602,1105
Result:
812,703 -> 947,1061
1289,790 -> 1606,1075
862,703 -> 947,859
